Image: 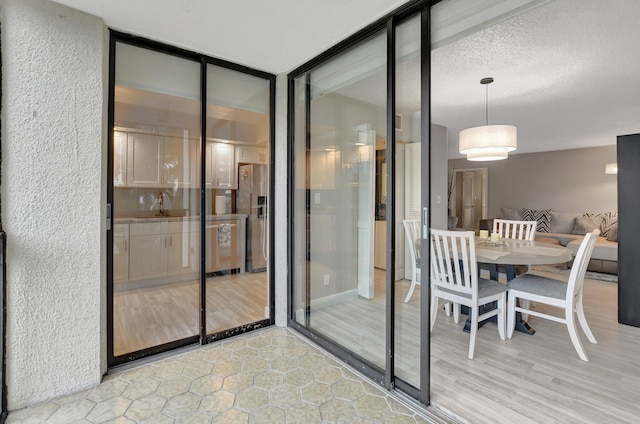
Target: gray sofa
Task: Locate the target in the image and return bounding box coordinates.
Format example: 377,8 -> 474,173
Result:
489,208 -> 618,275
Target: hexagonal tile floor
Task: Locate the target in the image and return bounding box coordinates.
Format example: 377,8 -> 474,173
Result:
6,327 -> 441,423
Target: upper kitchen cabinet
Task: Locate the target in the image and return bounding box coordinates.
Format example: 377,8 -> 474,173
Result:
164,136 -> 198,188
127,133 -> 164,187
119,131 -> 198,188
236,145 -> 267,165
206,142 -> 237,189
114,131 -> 128,187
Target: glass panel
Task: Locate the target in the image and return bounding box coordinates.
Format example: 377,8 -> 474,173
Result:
112,42 -> 201,356
205,64 -> 271,334
394,15 -> 422,388
300,32 -> 387,369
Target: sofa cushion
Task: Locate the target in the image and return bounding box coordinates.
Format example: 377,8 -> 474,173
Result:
522,208 -> 551,233
571,215 -> 603,235
550,211 -> 580,234
535,232 -> 581,246
501,207 -> 523,221
567,236 -> 618,262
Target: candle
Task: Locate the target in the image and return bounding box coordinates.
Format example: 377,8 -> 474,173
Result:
490,232 -> 500,243
479,230 -> 489,239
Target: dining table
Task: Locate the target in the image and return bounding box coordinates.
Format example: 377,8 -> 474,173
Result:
469,238 -> 574,335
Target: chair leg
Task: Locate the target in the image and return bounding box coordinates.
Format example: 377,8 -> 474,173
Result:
507,294 -> 516,339
497,294 -> 506,341
468,305 -> 479,359
444,302 -> 451,316
520,299 -> 530,321
566,306 -> 589,362
575,295 -> 597,344
404,267 -> 417,303
453,303 -> 460,323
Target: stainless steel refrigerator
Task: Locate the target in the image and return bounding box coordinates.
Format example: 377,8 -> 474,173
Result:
237,164 -> 268,272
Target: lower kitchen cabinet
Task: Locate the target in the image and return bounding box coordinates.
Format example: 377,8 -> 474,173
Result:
128,220 -> 198,282
113,223 -> 129,284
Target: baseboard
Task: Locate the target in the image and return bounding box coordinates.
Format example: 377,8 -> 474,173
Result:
294,289 -> 359,321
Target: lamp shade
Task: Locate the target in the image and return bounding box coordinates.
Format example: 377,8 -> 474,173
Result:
466,147 -> 508,161
605,162 -> 618,174
459,125 -> 517,154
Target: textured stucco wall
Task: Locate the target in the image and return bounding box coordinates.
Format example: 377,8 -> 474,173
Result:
1,0 -> 106,409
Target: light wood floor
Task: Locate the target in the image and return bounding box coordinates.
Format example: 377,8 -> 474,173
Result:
113,272 -> 268,356
113,267 -> 640,423
311,268 -> 640,423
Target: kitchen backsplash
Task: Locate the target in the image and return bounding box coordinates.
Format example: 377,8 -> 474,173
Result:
114,187 -> 234,218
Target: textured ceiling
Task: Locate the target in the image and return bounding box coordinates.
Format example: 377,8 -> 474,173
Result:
432,0 -> 640,157
51,0 -> 640,158
50,0 -> 408,74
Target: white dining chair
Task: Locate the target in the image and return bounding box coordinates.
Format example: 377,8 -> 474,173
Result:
493,218 -> 537,241
403,219 -> 421,302
430,229 -> 507,359
491,218 -> 538,318
506,229 -> 600,361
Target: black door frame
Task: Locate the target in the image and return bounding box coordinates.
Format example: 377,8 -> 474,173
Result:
286,0 -> 436,405
106,31 -> 276,368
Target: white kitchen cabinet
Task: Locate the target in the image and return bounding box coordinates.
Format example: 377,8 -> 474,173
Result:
206,142 -> 237,189
128,220 -> 199,282
127,133 -> 164,187
113,131 -> 127,187
236,145 -> 267,165
120,131 -> 199,188
164,136 -> 198,188
113,223 -> 129,283
166,221 -> 199,275
309,150 -> 337,189
129,233 -> 168,280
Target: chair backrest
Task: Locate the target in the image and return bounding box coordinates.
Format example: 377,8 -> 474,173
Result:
403,220 -> 421,261
430,229 -> 478,298
567,229 -> 600,301
493,219 -> 537,241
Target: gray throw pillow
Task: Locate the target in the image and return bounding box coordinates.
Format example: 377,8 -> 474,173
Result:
571,216 -> 603,235
606,224 -> 618,242
501,207 -> 523,221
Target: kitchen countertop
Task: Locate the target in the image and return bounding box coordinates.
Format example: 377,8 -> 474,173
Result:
114,214 -> 247,224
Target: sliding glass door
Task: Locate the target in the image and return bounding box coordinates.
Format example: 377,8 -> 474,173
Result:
108,34 -> 275,366
289,5 -> 431,402
110,42 -> 202,359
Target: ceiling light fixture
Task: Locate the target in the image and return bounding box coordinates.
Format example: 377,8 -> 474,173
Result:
605,162 -> 618,174
459,77 -> 517,161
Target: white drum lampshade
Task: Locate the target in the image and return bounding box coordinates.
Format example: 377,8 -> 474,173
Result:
459,125 -> 517,161
459,77 -> 517,161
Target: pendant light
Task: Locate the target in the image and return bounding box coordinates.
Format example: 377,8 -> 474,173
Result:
459,77 -> 517,161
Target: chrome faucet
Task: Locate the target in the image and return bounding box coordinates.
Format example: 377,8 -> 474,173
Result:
158,192 -> 164,216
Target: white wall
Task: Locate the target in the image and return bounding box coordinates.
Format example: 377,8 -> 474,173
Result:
448,145 -> 617,218
1,0 -> 106,409
274,74 -> 288,326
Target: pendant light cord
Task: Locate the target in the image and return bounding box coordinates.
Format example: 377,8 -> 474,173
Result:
485,83 -> 489,126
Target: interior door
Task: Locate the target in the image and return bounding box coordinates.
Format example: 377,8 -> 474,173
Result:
462,171 -> 475,229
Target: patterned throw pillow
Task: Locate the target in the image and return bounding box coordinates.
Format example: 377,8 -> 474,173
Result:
571,216 -> 603,235
583,212 -> 617,238
521,208 -> 551,233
